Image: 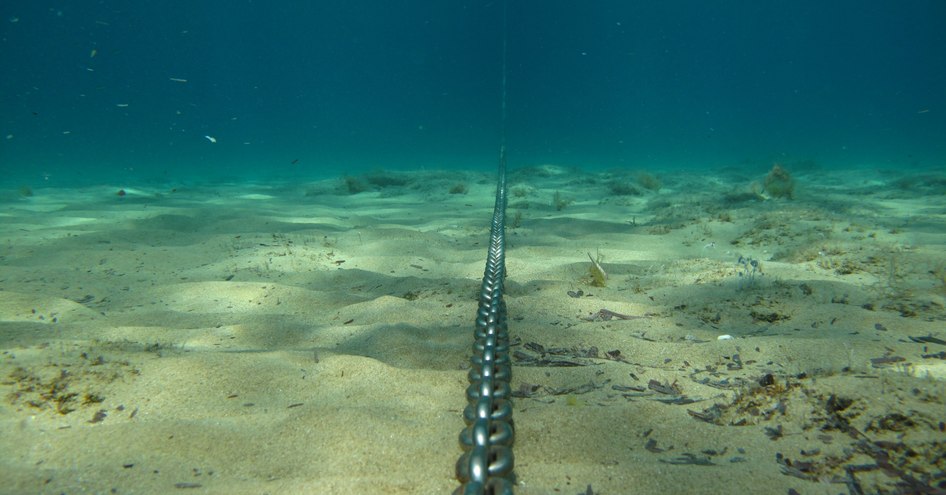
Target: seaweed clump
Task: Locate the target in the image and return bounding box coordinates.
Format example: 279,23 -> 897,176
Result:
763,164 -> 795,199
636,172 -> 661,191
552,191 -> 573,211
588,252 -> 607,287
607,181 -> 641,196
343,176 -> 368,194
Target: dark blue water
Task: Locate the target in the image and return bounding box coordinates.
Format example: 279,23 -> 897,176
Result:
2,1 -> 944,186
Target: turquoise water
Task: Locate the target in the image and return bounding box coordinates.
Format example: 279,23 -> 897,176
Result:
2,1 -> 945,186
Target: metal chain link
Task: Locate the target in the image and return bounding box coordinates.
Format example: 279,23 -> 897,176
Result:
455,158 -> 515,494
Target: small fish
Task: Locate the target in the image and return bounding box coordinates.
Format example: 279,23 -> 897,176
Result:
204,135 -> 217,143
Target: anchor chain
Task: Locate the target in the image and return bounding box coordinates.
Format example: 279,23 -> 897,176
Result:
455,159 -> 515,495
456,3 -> 514,491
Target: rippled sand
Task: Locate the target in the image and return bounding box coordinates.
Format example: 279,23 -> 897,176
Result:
2,165 -> 945,494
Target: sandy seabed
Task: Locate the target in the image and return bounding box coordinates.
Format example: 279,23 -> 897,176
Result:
1,164 -> 945,495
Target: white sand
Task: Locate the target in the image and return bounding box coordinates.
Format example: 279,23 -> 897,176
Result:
1,165 -> 945,494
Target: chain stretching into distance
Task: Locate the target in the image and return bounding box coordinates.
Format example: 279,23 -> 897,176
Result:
455,5 -> 514,493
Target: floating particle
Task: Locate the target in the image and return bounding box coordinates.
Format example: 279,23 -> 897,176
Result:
204,135 -> 217,143
116,103 -> 129,107
169,77 -> 187,83
90,49 -> 97,58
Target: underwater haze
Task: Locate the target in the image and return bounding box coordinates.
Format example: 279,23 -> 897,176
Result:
2,1 -> 945,185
